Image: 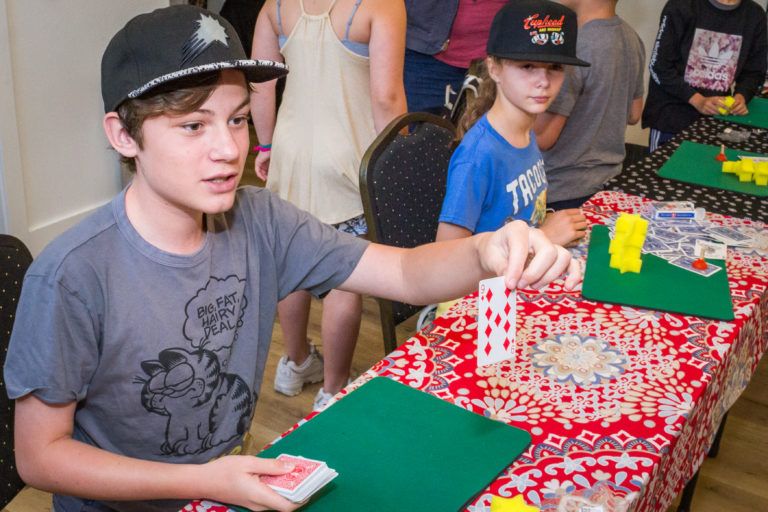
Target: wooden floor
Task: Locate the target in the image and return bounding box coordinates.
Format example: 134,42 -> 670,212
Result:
4,292 -> 767,511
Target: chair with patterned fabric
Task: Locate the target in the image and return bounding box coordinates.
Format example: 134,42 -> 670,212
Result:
0,234 -> 33,507
359,112 -> 457,354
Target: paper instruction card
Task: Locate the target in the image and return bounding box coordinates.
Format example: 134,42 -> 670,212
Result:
477,276 -> 516,367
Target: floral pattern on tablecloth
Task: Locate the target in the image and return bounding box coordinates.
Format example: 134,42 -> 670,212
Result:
187,191 -> 768,512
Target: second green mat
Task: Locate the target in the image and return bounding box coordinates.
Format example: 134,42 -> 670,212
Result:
255,377 -> 531,511
657,141 -> 768,196
582,225 -> 734,321
715,96 -> 768,129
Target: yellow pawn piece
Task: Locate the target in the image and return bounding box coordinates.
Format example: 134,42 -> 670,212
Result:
490,494 -> 540,512
608,213 -> 647,274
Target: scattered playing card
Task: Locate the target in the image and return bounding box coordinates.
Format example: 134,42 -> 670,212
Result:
477,276 -> 516,367
705,226 -> 752,246
260,454 -> 338,503
668,255 -> 721,277
642,235 -> 670,254
694,239 -> 728,260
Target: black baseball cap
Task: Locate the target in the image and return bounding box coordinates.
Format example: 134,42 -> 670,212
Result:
101,5 -> 288,113
487,0 -> 590,67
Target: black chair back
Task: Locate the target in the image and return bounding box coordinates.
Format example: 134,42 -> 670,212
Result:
0,234 -> 32,507
359,112 -> 457,353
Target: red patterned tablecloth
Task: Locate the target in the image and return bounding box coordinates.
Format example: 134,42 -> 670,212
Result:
188,191 -> 768,512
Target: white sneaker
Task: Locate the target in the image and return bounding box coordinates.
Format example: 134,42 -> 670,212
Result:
274,343 -> 324,396
313,387 -> 335,412
312,378 -> 353,412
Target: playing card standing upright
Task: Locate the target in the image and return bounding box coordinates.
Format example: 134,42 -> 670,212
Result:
477,276 -> 516,367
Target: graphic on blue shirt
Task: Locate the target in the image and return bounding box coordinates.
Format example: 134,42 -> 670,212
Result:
136,274 -> 253,456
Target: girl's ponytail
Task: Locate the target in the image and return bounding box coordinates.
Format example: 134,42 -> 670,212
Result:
456,57 -> 499,141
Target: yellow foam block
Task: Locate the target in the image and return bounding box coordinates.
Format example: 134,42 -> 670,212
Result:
608,213 -> 647,274
490,494 -> 540,512
718,95 -> 736,115
722,161 -> 737,173
737,170 -> 754,182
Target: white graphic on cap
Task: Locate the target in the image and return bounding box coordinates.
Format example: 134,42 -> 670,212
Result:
182,13 -> 229,66
532,34 -> 548,45
551,32 -> 564,45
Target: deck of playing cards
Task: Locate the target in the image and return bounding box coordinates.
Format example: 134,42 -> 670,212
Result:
260,454 -> 338,503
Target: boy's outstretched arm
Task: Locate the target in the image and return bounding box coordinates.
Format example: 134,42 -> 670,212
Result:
14,395 -> 301,512
341,220 -> 580,304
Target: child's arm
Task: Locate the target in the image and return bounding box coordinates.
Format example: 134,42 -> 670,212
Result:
14,394 -> 300,512
341,220 -> 579,303
541,209 -> 588,247
435,221 -> 472,242
532,111 -> 567,152
249,0 -> 282,181
368,0 -> 408,133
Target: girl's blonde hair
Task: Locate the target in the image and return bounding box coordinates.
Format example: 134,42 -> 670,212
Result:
456,56 -> 501,140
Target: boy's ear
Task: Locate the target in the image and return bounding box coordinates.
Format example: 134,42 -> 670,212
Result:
103,112 -> 138,158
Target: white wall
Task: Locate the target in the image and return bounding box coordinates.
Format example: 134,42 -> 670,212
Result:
618,0 -> 768,146
0,0 -> 167,255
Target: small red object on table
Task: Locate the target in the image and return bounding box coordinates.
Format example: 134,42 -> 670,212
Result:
715,143 -> 728,162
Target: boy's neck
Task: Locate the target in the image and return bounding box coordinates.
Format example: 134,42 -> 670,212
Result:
124,183 -> 207,255
574,0 -> 616,26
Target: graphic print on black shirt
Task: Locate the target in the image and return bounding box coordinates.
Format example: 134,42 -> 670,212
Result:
684,28 -> 742,92
136,275 -> 253,456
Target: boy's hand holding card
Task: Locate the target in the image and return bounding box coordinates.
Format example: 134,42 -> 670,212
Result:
478,276 -> 517,367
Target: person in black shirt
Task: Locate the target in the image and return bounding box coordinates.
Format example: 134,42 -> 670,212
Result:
642,0 -> 768,151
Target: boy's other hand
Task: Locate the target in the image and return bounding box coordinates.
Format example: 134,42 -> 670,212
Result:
202,455 -> 303,511
729,94 -> 749,116
255,151 -> 271,182
541,209 -> 588,247
479,220 -> 581,291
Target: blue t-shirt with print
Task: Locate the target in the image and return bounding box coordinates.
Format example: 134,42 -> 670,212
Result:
439,114 -> 548,234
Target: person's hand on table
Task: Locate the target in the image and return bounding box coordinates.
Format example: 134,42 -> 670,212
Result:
541,209 -> 588,247
477,220 -> 582,291
200,455 -> 304,512
689,93 -> 730,116
254,151 -> 271,182
729,93 -> 749,116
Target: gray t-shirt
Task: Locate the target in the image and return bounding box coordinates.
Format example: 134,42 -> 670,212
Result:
4,186 -> 368,511
543,16 -> 645,203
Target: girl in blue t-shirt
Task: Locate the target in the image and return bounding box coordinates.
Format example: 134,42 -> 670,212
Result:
437,0 -> 589,248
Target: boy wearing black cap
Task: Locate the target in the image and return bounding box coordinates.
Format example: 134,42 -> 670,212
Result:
438,0 -> 590,250
534,0 -> 645,210
3,5 -> 579,512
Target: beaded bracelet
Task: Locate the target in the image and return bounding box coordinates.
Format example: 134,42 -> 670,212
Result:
253,144 -> 272,152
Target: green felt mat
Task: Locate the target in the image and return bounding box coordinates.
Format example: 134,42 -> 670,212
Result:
249,377 -> 531,511
715,96 -> 768,128
657,141 -> 768,196
582,225 -> 734,321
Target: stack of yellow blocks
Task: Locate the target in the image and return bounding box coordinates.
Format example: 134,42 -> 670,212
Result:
722,158 -> 768,186
608,213 -> 648,274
